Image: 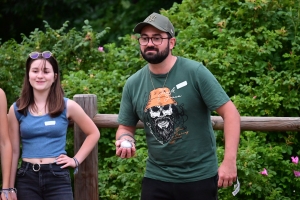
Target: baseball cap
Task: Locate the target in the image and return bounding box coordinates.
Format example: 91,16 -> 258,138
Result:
134,12 -> 175,37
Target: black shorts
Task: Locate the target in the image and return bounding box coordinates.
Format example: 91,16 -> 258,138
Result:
141,174 -> 218,200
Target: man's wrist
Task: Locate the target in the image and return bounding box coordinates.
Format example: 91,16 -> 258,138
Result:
117,133 -> 135,144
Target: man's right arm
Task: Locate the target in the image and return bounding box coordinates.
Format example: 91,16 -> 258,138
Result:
115,125 -> 136,158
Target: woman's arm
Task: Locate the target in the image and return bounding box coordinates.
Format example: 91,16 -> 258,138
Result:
66,99 -> 100,165
0,89 -> 12,191
7,104 -> 21,190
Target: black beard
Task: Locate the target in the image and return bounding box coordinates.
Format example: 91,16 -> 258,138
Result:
153,115 -> 174,143
141,43 -> 169,64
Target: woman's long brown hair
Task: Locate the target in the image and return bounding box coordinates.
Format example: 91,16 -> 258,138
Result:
16,54 -> 65,118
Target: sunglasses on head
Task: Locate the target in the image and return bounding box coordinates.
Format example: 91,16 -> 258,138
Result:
29,51 -> 52,59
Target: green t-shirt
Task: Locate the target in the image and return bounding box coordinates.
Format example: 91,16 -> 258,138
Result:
118,57 -> 230,183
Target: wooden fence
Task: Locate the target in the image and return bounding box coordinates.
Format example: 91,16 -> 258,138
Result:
73,94 -> 300,200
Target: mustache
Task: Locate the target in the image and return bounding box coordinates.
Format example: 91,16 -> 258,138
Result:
144,47 -> 158,52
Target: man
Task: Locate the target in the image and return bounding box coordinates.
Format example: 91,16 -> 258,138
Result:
115,12 -> 240,200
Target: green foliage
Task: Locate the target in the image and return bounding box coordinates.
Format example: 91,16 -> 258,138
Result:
0,0 -> 182,44
167,0 -> 300,118
99,130 -> 147,200
216,131 -> 300,199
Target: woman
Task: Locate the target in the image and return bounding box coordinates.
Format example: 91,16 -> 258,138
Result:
8,51 -> 100,200
0,88 -> 12,200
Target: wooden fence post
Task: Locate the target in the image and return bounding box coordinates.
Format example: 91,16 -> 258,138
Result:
73,94 -> 99,200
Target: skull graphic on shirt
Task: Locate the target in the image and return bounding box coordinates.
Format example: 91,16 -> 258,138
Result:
145,88 -> 177,144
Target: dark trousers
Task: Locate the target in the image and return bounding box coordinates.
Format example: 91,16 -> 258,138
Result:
16,161 -> 73,200
141,174 -> 218,200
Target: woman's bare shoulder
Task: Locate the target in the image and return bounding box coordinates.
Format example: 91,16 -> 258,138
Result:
0,88 -> 7,99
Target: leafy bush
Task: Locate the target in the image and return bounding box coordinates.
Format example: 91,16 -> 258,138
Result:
216,131 -> 300,199
167,0 -> 300,117
99,130 -> 147,200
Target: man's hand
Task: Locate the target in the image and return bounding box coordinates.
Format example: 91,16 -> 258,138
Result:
115,139 -> 136,158
218,160 -> 237,188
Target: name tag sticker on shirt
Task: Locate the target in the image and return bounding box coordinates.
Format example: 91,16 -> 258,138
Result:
45,121 -> 56,126
176,81 -> 187,89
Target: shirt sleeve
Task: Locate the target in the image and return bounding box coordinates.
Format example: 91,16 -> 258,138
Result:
117,81 -> 140,126
196,64 -> 230,111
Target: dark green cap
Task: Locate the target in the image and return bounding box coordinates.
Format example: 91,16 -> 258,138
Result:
134,12 -> 175,37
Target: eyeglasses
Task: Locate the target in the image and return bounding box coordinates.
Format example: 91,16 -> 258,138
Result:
29,51 -> 52,59
138,36 -> 170,46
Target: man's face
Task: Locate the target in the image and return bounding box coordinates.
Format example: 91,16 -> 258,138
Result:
140,25 -> 170,64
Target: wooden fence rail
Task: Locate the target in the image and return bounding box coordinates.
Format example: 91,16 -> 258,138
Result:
73,94 -> 300,200
93,114 -> 300,131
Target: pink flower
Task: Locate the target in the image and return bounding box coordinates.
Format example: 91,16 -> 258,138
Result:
98,46 -> 104,52
253,96 -> 257,99
294,171 -> 300,177
291,156 -> 299,164
76,58 -> 82,64
260,168 -> 268,176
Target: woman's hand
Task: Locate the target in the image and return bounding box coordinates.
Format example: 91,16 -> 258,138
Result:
55,154 -> 77,169
1,191 -> 13,200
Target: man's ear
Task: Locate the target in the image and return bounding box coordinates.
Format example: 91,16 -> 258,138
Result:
170,37 -> 176,49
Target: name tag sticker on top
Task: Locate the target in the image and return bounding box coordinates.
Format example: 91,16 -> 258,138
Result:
45,121 -> 56,126
176,81 -> 187,89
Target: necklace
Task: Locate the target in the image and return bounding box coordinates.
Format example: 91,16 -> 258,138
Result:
35,106 -> 45,116
37,110 -> 44,116
148,67 -> 169,90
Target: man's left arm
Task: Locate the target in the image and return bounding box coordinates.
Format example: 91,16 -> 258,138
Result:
215,100 -> 240,188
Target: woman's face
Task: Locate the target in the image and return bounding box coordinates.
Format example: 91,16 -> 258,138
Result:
29,59 -> 57,92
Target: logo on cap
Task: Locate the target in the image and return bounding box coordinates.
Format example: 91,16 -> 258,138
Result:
146,14 -> 157,23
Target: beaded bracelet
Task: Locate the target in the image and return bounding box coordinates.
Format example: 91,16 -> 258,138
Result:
117,133 -> 136,144
73,157 -> 80,174
9,187 -> 17,194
